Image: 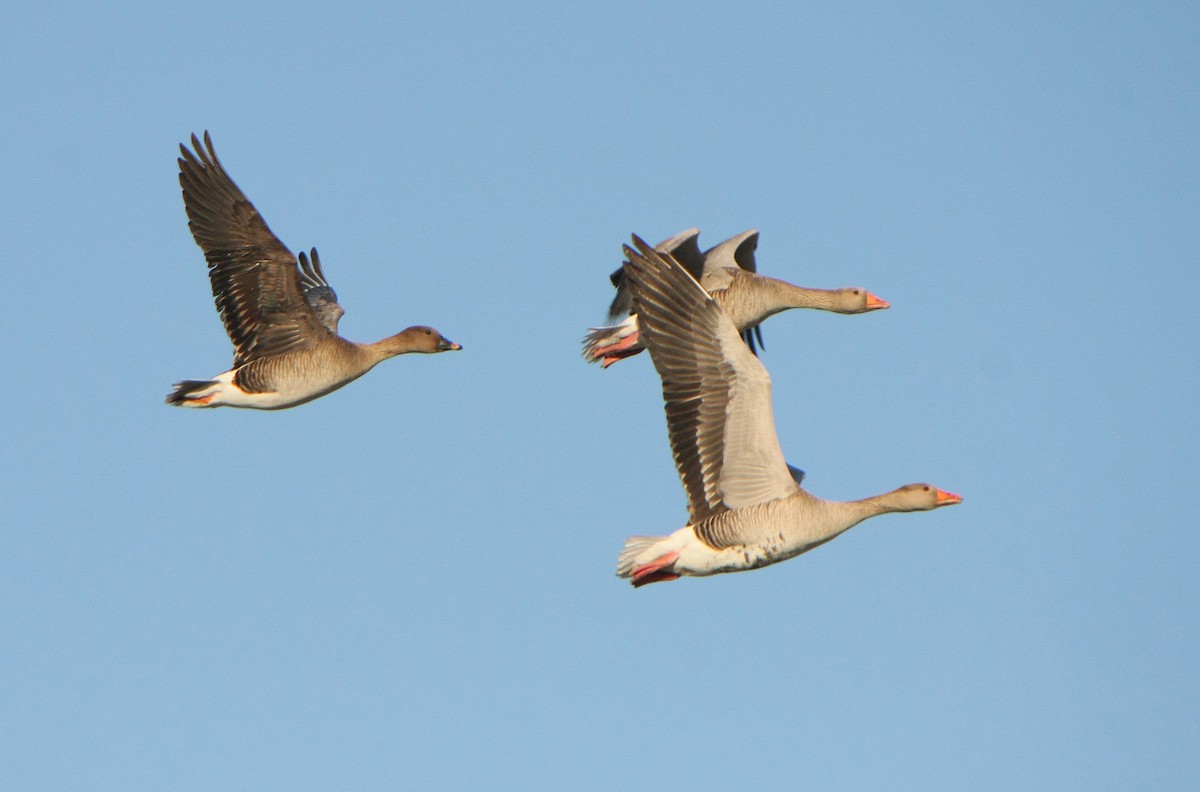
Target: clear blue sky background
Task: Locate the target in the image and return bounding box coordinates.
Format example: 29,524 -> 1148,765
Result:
2,2 -> 1196,789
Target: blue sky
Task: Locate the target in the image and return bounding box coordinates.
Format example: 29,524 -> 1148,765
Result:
2,1 -> 1197,789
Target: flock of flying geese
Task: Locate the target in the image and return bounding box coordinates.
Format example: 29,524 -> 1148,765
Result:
168,132 -> 962,587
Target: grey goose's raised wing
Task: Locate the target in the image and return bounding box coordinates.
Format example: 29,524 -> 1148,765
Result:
297,248 -> 345,333
178,132 -> 331,368
699,228 -> 759,281
606,228 -> 703,321
698,229 -> 765,354
623,235 -> 799,524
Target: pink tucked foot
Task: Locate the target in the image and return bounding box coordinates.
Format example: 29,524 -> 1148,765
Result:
632,569 -> 681,587
593,330 -> 642,367
631,551 -> 680,587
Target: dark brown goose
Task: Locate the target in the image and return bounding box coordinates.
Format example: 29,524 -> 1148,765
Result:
166,132 -> 460,409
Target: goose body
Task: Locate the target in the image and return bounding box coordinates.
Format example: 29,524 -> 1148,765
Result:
614,236 -> 960,586
166,132 -> 460,410
582,228 -> 888,367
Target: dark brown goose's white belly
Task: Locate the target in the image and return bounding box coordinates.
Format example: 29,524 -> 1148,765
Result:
183,343 -> 378,410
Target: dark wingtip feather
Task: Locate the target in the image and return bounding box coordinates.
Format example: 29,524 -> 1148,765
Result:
741,324 -> 766,357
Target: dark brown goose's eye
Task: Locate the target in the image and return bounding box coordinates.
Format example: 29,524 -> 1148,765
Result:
923,485 -> 930,492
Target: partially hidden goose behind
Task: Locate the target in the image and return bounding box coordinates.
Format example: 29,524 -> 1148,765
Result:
582,228 -> 889,367
615,235 -> 960,586
166,132 -> 461,410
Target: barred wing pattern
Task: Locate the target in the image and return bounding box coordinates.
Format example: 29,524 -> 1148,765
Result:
623,236 -> 799,524
606,228 -> 703,321
178,132 -> 331,368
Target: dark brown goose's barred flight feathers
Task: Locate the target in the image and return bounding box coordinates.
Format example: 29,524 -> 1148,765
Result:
178,132 -> 331,369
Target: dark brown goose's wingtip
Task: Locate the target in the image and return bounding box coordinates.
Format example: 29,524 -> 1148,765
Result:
179,131 -> 209,167
179,131 -> 219,170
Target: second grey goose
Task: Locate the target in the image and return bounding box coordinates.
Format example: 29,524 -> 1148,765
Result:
583,228 -> 888,367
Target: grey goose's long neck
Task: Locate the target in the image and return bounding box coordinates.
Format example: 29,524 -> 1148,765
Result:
693,492 -> 896,554
784,494 -> 892,548
718,275 -> 848,328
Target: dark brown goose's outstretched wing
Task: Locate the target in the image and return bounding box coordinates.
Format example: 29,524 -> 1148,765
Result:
178,132 -> 331,367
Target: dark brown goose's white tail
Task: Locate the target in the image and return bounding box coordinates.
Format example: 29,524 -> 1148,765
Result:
165,379 -> 219,407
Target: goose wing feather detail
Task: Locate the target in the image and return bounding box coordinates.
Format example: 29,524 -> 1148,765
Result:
623,235 -> 800,523
699,228 -> 759,286
606,228 -> 703,320
178,131 -> 331,367
297,248 -> 346,333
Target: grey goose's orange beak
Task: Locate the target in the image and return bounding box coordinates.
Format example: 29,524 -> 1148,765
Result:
865,292 -> 890,310
935,488 -> 963,506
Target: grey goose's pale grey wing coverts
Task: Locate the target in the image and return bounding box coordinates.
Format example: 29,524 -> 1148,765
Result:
178,132 -> 332,368
698,228 -> 759,284
606,228 -> 703,321
697,229 -> 765,354
297,248 -> 346,333
623,236 -> 800,524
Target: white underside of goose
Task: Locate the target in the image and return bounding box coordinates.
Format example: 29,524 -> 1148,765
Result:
617,526 -> 774,585
581,315 -> 640,366
168,370 -> 293,410
619,516 -> 854,586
